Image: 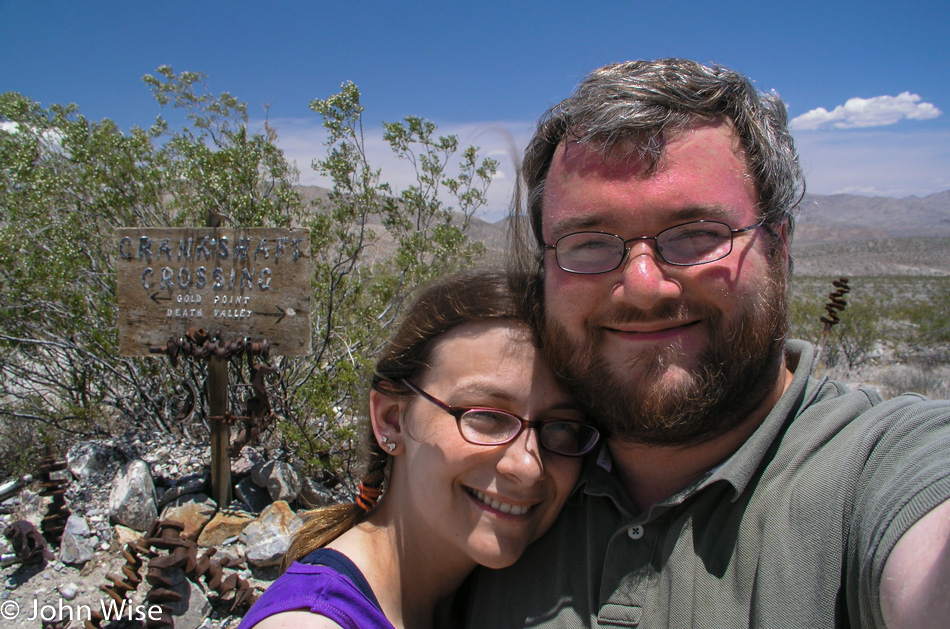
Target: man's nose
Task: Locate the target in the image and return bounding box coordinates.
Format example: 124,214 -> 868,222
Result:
613,241 -> 683,310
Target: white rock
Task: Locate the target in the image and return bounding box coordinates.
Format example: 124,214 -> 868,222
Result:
58,582 -> 79,600
108,459 -> 158,531
240,501 -> 302,567
66,441 -> 114,481
60,515 -> 97,565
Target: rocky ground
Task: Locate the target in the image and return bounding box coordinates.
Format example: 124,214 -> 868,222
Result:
2,349 -> 946,629
0,430 -> 344,629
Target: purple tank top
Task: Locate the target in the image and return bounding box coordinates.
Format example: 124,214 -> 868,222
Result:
238,549 -> 394,629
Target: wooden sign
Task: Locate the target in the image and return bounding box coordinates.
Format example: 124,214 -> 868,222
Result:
116,227 -> 311,356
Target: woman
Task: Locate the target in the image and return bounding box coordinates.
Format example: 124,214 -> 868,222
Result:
240,271 -> 599,629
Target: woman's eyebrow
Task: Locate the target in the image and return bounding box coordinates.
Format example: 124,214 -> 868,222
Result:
448,382 -> 583,414
449,382 -> 517,403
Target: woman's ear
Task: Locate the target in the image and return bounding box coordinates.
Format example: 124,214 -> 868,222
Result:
369,389 -> 404,455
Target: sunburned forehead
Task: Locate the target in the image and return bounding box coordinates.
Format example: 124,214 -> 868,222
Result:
553,119 -> 749,181
542,120 -> 759,237
555,139 -> 654,181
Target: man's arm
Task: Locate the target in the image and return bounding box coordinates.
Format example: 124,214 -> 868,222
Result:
880,497 -> 950,628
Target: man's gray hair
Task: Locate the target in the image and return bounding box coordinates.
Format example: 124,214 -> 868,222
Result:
510,58 -> 804,287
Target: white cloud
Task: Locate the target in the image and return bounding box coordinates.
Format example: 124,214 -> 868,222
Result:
0,121 -> 66,154
790,92 -> 942,131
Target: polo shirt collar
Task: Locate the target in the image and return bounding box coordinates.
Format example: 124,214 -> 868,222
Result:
578,340 -> 818,518
712,339 -> 815,500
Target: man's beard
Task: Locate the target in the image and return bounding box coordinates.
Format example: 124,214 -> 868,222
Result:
541,265 -> 789,447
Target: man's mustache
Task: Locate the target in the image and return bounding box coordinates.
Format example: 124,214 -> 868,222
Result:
585,300 -> 720,330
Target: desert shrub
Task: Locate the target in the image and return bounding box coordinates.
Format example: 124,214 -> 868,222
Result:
875,363 -> 950,399
0,70 -> 496,485
820,299 -> 885,371
0,91 -> 181,465
267,84 -> 496,486
787,285 -> 822,343
788,277 -> 883,371
895,283 -> 950,348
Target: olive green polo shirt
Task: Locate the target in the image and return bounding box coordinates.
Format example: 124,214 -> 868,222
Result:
466,340 -> 950,628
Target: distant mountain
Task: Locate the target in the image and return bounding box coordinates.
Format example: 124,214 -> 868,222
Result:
297,185 -> 950,241
295,185 -> 950,275
294,185 -> 509,257
794,190 -> 950,244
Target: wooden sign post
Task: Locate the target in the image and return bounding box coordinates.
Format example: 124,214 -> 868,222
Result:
208,355 -> 231,508
115,227 -> 311,508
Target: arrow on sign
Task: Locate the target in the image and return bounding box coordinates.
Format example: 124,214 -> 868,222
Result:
257,306 -> 294,324
150,292 -> 173,305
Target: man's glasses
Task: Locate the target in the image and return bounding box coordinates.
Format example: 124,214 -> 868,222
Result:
544,220 -> 763,274
401,380 -> 600,457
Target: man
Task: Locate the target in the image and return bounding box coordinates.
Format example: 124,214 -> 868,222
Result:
466,59 -> 950,628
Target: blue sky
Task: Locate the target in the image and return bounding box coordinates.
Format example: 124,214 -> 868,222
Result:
2,0 -> 948,221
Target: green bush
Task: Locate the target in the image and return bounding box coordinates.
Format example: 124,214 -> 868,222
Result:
788,275 -> 950,376
0,69 -> 496,484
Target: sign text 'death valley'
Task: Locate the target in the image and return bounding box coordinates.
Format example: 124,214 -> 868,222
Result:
116,228 -> 311,356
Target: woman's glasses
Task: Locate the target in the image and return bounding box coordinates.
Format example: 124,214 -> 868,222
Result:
401,380 -> 599,457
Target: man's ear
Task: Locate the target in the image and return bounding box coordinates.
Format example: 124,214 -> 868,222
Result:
369,389 -> 404,454
777,219 -> 791,250
769,219 -> 792,270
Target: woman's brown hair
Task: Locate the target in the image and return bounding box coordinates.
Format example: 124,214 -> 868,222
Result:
284,270 -> 527,568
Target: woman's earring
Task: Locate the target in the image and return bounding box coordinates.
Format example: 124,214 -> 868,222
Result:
381,435 -> 396,452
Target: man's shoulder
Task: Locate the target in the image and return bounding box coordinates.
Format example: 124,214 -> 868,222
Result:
788,374 -> 950,459
805,376 -> 950,423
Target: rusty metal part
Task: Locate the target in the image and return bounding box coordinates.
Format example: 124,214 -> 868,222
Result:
3,520 -> 53,564
150,329 -> 278,449
84,541 -> 145,629
149,328 -> 270,364
146,586 -> 183,604
148,519 -> 256,613
820,277 -> 851,326
247,359 -> 278,424
36,452 -> 70,547
171,378 -> 199,423
208,411 -> 240,425
87,518 -> 257,627
229,356 -> 279,456
145,605 -> 175,628
814,277 -> 853,366
149,335 -> 181,366
146,519 -> 191,552
105,571 -> 137,594
185,328 -> 210,346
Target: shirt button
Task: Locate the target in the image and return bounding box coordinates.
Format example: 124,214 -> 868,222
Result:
627,525 -> 644,539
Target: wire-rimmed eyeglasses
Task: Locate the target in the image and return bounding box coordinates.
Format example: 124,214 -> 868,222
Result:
401,379 -> 600,457
544,220 -> 763,274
